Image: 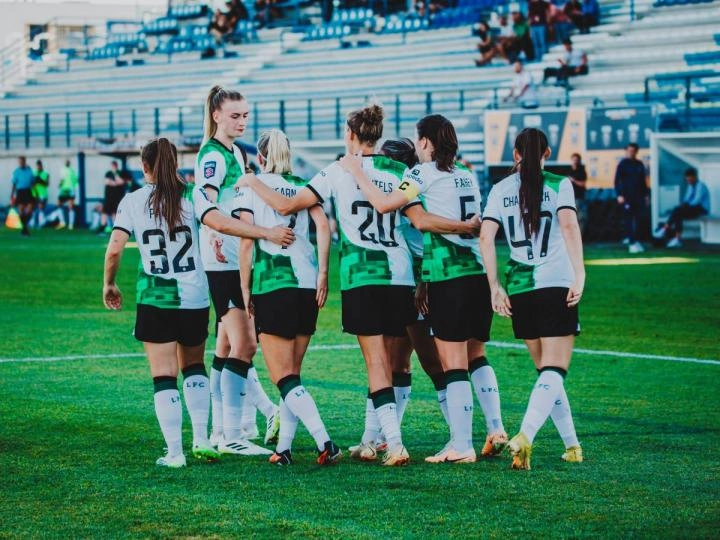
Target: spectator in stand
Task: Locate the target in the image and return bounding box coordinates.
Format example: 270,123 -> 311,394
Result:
99,161 -> 126,235
582,0 -> 600,32
474,21 -> 498,66
568,152 -> 588,235
31,160 -> 49,228
10,156 -> 35,237
501,11 -> 534,63
653,168 -> 710,248
503,61 -> 539,109
563,0 -> 585,32
528,0 -> 551,59
209,0 -> 248,42
615,143 -> 649,254
542,38 -> 588,86
549,2 -> 573,44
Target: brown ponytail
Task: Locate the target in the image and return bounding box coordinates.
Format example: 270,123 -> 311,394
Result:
416,114 -> 458,173
346,103 -> 384,147
203,85 -> 245,142
142,138 -> 185,230
514,128 -> 549,237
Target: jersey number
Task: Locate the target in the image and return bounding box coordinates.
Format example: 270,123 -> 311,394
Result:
142,226 -> 196,274
507,211 -> 552,260
459,195 -> 476,239
352,201 -> 398,247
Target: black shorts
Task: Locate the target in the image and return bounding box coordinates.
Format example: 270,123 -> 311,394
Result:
134,304 -> 209,346
253,288 -> 319,339
510,287 -> 580,340
15,189 -> 34,206
427,274 -> 493,342
342,285 -> 416,337
206,270 -> 245,322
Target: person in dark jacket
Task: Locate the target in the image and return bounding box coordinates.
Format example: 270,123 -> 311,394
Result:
614,143 -> 648,253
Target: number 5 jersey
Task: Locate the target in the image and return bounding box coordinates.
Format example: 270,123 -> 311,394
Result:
482,171 -> 577,295
307,156 -> 414,291
113,183 -> 217,309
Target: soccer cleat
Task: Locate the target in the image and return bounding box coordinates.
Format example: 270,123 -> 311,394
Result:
481,431 -> 509,457
381,445 -> 410,466
218,437 -> 273,456
156,453 -> 187,468
264,406 -> 280,446
269,449 -> 293,466
317,441 -> 342,465
192,443 -> 221,461
621,237 -> 631,245
54,222 -> 66,230
508,432 -> 532,470
561,445 -> 583,463
348,442 -> 378,461
666,237 -> 682,249
209,432 -> 222,448
424,445 -> 476,464
628,242 -> 645,254
652,224 -> 667,240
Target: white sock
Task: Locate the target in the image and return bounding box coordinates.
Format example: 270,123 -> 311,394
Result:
437,388 -> 450,427
446,374 -> 473,453
551,384 -> 579,448
276,398 -> 298,454
153,378 -> 183,457
209,357 -> 224,438
68,209 -> 75,229
240,394 -> 257,432
372,388 -> 403,451
281,377 -> 329,451
392,372 -> 411,426
248,365 -> 276,418
469,358 -> 505,434
182,365 -> 210,446
220,358 -> 249,441
521,368 -> 565,444
38,211 -> 46,227
361,395 -> 381,445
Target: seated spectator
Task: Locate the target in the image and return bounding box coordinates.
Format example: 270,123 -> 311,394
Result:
542,38 -> 588,86
563,0 -> 584,32
581,0 -> 600,32
209,0 -> 248,42
549,2 -> 573,44
474,22 -> 498,66
500,11 -> 535,63
503,61 -> 539,108
528,0 -> 551,59
654,167 -> 710,248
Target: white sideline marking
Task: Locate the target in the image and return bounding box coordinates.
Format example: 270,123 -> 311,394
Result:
0,342 -> 717,366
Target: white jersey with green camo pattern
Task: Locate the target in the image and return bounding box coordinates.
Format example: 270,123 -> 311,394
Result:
195,138 -> 245,271
233,172 -> 318,295
482,170 -> 577,296
308,156 -> 414,291
398,161 -> 483,282
113,183 -> 217,309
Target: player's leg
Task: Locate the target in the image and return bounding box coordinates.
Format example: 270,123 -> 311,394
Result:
67,199 -> 76,230
209,322 -> 229,446
408,320 -> 449,425
388,334 -> 412,427
468,340 -> 507,457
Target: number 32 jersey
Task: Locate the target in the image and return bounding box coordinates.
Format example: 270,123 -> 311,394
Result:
482,171 -> 576,295
308,156 -> 414,291
114,183 -> 217,309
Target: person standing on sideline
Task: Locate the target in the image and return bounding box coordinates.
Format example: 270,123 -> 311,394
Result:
31,160 -> 49,228
614,143 -> 648,253
653,167 -> 710,248
568,153 -> 587,236
10,156 -> 36,236
57,160 -> 79,230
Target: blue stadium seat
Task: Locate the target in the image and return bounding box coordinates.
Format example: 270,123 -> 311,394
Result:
143,17 -> 180,36
304,24 -> 351,41
685,51 -> 720,66
169,3 -> 209,20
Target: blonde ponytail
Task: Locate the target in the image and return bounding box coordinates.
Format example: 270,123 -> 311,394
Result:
257,129 -> 292,175
202,85 -> 246,143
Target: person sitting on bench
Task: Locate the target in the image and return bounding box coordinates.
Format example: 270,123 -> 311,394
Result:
654,167 -> 710,248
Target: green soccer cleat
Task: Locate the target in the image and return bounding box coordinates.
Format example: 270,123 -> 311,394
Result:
264,405 -> 280,446
192,443 -> 221,462
508,432 -> 532,470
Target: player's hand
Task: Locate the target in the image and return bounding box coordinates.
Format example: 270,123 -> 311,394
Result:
337,154 -> 363,174
235,172 -> 257,190
491,285 -> 512,317
617,195 -> 625,205
212,236 -> 227,263
267,226 -> 295,247
415,282 -> 429,316
103,284 -> 122,310
316,271 -> 328,308
567,281 -> 584,307
463,215 -> 481,237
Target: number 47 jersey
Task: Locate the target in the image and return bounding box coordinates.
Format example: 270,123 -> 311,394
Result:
113,183 -> 217,309
482,171 -> 576,296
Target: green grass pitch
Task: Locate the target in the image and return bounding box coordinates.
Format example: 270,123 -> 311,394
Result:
0,229 -> 718,538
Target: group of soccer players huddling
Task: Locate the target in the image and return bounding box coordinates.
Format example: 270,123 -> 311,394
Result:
103,85 -> 585,471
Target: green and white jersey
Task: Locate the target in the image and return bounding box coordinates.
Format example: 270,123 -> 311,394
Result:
195,138 -> 245,271
482,171 -> 576,296
114,183 -> 217,309
308,156 -> 414,291
233,172 -> 318,295
59,166 -> 78,196
399,161 -> 483,282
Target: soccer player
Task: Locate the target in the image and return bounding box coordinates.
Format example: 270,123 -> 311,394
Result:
235,129 -> 340,466
196,86 -> 279,455
10,156 -> 35,236
31,160 -> 49,228
57,160 -> 79,230
102,138 -> 294,468
337,115 -> 507,464
479,127 -> 584,470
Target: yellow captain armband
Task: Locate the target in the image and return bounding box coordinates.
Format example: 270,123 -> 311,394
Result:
397,181 -> 420,201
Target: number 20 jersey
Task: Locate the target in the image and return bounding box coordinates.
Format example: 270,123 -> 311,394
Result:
307,156 -> 414,291
114,183 -> 217,309
482,171 -> 577,296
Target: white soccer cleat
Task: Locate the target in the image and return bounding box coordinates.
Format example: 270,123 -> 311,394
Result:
628,242 -> 645,254
218,437 -> 273,456
264,405 -> 280,446
381,445 -> 410,466
652,225 -> 667,240
348,442 -> 378,461
666,237 -> 682,249
424,444 -> 476,464
156,452 -> 187,468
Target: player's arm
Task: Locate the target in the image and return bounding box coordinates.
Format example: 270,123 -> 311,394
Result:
240,173 -> 318,216
309,204 -> 330,308
202,208 -> 295,246
478,219 -> 512,317
404,203 -> 481,235
237,211 -> 255,313
338,155 -> 407,214
103,229 -> 129,310
558,208 -> 585,307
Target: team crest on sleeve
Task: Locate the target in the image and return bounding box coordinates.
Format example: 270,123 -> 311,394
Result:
204,161 -> 217,179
